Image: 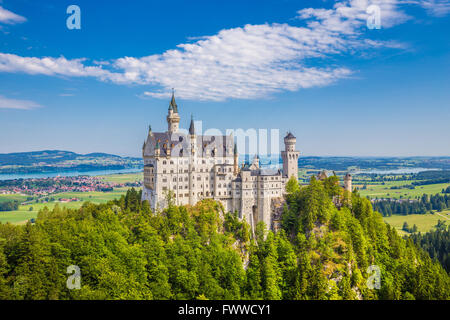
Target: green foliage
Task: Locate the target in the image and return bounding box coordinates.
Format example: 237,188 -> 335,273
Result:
285,176 -> 300,194
280,175 -> 450,300
410,226 -> 450,272
0,185 -> 449,300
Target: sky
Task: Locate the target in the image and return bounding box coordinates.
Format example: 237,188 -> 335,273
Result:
0,0 -> 449,157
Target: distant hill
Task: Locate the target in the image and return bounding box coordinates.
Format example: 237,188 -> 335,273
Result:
0,150 -> 142,174
297,156 -> 450,171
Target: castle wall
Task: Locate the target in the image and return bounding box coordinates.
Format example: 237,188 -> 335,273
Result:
142,98 -> 299,232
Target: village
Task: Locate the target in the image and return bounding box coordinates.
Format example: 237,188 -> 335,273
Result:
0,175 -> 141,203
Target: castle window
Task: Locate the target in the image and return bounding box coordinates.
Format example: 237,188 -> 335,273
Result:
163,161 -> 167,164
170,161 -> 174,164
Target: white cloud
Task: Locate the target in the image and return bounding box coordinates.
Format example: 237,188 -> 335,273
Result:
0,0 -> 447,101
418,0 -> 450,16
0,6 -> 26,24
0,95 -> 41,110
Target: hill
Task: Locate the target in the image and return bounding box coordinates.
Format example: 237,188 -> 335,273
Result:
0,150 -> 142,174
0,177 -> 448,300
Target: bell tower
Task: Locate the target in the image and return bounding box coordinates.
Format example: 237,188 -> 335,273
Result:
281,132 -> 300,179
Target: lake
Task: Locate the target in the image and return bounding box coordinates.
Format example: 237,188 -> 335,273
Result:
0,168 -> 143,181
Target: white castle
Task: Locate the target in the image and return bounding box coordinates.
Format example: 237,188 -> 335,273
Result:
142,93 -> 300,231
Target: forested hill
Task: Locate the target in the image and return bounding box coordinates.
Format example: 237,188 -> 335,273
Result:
0,178 -> 448,300
0,150 -> 141,174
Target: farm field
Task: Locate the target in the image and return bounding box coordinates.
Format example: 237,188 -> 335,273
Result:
101,172 -> 142,183
0,173 -> 142,224
356,181 -> 450,199
383,210 -> 450,236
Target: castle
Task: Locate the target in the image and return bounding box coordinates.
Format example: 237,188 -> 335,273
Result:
141,93 -> 352,231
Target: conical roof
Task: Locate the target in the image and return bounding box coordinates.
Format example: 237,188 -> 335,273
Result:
189,114 -> 195,135
169,90 -> 178,113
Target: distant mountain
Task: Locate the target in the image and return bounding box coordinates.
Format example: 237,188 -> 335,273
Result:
0,150 -> 142,174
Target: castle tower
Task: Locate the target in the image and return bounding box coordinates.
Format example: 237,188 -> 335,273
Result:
189,115 -> 196,155
281,132 -> 300,179
233,143 -> 239,175
167,91 -> 180,134
188,115 -> 197,205
344,173 -> 352,192
154,141 -> 161,157
250,155 -> 260,170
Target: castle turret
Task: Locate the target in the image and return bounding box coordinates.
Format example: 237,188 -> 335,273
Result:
344,173 -> 352,192
233,143 -> 239,175
189,114 -> 196,155
167,91 -> 180,134
281,132 -> 300,179
154,141 -> 161,157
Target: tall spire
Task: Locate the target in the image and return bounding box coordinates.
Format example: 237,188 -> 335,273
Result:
169,88 -> 178,113
233,143 -> 239,175
189,114 -> 195,135
167,89 -> 180,133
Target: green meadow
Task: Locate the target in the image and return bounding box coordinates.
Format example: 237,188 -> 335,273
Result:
101,172 -> 142,183
383,210 -> 450,236
356,181 -> 450,199
0,173 -> 142,224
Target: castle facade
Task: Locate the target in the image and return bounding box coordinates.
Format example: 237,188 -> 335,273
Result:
141,93 -> 300,231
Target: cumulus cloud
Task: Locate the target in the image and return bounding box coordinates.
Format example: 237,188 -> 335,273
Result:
0,95 -> 41,110
0,6 -> 26,24
0,0 -> 447,101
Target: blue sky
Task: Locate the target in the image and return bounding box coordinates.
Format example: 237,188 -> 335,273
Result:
0,0 -> 449,157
